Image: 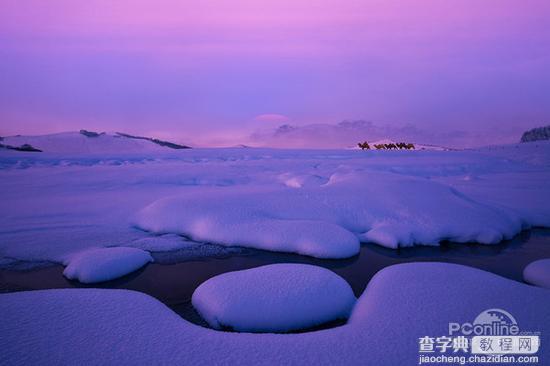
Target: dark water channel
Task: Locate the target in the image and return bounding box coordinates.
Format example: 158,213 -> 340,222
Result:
1,229 -> 549,329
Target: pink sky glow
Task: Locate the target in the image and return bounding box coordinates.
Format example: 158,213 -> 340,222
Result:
1,0 -> 549,147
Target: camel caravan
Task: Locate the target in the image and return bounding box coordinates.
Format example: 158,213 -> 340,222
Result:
357,141 -> 415,150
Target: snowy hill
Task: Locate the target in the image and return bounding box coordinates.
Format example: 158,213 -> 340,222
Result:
0,131 -> 190,154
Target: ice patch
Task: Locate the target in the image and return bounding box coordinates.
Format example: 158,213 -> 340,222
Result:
192,263 -> 356,332
523,259 -> 550,289
63,247 -> 153,283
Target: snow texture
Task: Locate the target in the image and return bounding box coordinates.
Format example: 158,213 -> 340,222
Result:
63,247 -> 153,283
137,193 -> 360,258
192,263 -> 356,332
523,259 -> 550,289
1,139 -> 550,264
1,263 -> 549,365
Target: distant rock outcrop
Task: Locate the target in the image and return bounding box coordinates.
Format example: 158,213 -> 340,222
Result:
115,132 -> 190,149
0,142 -> 42,152
521,125 -> 550,143
80,129 -> 105,138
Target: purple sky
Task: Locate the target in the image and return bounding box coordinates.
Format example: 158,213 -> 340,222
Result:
1,0 -> 549,147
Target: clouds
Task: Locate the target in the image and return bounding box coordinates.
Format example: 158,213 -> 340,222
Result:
253,114 -> 290,123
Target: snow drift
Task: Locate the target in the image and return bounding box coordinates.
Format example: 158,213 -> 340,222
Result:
135,170 -> 528,257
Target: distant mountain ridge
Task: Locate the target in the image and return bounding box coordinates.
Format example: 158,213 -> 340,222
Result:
0,130 -> 190,154
521,125 -> 550,143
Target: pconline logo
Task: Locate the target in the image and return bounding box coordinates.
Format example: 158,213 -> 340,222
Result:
449,309 -> 520,336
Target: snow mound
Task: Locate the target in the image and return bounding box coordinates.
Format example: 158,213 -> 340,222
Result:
63,247 -> 153,283
192,264 -> 356,332
523,259 -> 550,289
2,263 -> 549,365
136,191 -> 360,258
136,170 -> 524,256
